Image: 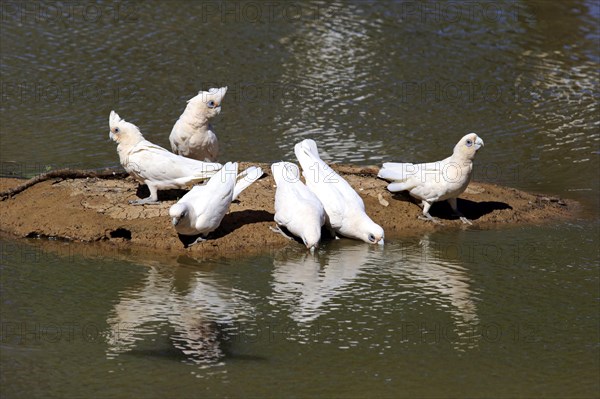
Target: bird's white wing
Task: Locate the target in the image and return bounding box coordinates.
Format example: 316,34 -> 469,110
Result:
169,120 -> 188,153
272,160 -> 325,248
294,141 -> 346,229
127,140 -> 221,187
379,160 -> 441,180
272,162 -> 300,226
294,140 -> 365,229
275,179 -> 323,227
195,162 -> 238,231
380,158 -> 447,194
178,184 -> 208,211
273,183 -> 294,227
272,162 -> 299,226
286,188 -> 325,237
303,140 -> 365,210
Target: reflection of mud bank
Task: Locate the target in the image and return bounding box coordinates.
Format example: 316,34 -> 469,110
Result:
0,163 -> 577,257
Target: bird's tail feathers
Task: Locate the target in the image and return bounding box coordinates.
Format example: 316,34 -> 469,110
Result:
294,139 -> 321,163
203,161 -> 237,191
233,166 -> 263,201
387,181 -> 417,193
271,162 -> 300,186
191,161 -> 223,180
294,139 -> 327,183
378,162 -> 415,182
300,139 -> 320,159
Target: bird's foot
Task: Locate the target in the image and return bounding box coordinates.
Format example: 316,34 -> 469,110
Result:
418,214 -> 444,225
459,216 -> 473,225
269,226 -> 293,240
187,236 -> 207,247
129,197 -> 160,205
450,209 -> 473,225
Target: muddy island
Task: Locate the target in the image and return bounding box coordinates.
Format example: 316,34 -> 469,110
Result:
0,163 -> 577,257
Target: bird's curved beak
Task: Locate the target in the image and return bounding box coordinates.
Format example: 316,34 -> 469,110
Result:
475,137 -> 484,150
377,238 -> 385,246
305,240 -> 318,252
172,217 -> 180,226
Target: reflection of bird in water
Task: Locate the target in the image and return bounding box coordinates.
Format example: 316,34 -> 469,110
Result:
270,242 -> 378,323
105,265 -> 253,365
392,234 -> 479,327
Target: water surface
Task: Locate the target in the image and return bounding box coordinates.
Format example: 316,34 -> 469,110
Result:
1,0 -> 598,397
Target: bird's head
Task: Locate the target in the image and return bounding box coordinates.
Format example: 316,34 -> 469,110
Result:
360,219 -> 385,246
109,111 -> 144,145
453,133 -> 484,160
169,203 -> 191,231
302,226 -> 322,252
187,87 -> 228,120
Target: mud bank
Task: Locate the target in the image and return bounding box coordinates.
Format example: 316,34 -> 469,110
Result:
0,163 -> 577,257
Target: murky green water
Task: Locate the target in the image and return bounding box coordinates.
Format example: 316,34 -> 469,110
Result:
1,0 -> 598,398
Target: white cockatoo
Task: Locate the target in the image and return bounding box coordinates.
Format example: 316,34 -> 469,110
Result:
169,87 -> 227,162
169,162 -> 263,245
271,161 -> 326,251
378,133 -> 484,224
109,111 -> 222,205
294,139 -> 384,245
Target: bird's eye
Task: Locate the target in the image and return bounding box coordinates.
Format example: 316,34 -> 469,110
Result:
368,234 -> 376,242
207,100 -> 216,108
114,127 -> 120,133
466,139 -> 473,147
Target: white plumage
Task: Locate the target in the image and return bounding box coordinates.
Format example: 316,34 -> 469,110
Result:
109,111 -> 222,204
169,87 -> 227,162
294,139 -> 384,245
271,161 -> 326,250
378,133 -> 484,224
169,162 -> 263,244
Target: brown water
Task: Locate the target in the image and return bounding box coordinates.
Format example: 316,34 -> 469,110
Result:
1,1 -> 599,398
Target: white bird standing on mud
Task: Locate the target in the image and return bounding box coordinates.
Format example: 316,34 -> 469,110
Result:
294,139 -> 384,245
271,161 -> 326,251
378,133 -> 484,224
109,111 -> 222,205
169,87 -> 227,162
169,162 -> 263,245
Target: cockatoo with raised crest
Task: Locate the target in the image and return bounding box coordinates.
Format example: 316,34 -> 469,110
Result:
169,87 -> 227,162
109,111 -> 222,205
